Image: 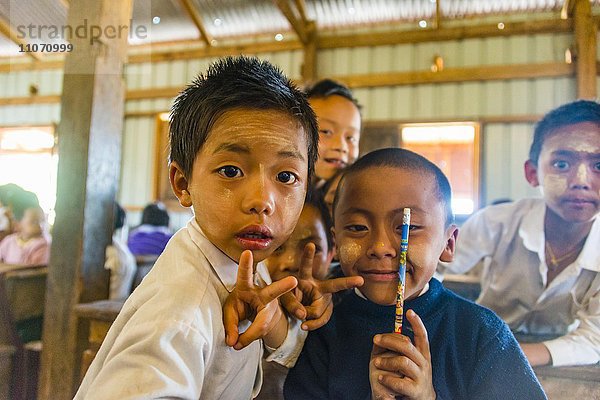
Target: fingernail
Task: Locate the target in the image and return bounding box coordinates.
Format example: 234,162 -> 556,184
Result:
373,334 -> 380,343
374,358 -> 381,367
378,375 -> 383,382
301,324 -> 308,330
407,309 -> 415,317
234,343 -> 242,350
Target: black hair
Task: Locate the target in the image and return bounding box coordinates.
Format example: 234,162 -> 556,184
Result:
141,202 -> 169,227
170,56 -> 319,180
113,202 -> 125,231
530,100 -> 600,165
305,189 -> 334,250
304,78 -> 362,111
333,148 -> 454,227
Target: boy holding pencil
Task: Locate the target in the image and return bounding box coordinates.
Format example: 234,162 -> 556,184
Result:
284,148 -> 546,399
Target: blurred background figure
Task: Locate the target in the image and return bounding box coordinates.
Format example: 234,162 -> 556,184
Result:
0,205 -> 50,266
104,202 -> 136,300
127,202 -> 173,257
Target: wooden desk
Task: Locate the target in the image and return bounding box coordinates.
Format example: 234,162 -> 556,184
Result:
74,300 -> 124,378
441,274 -> 481,301
534,364 -> 600,399
515,334 -> 600,398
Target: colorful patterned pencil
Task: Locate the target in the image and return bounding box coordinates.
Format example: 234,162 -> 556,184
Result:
394,208 -> 411,334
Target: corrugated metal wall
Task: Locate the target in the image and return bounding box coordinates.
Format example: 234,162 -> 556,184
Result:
0,30 -> 593,225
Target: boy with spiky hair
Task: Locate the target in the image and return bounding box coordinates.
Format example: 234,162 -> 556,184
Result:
76,56 -> 361,399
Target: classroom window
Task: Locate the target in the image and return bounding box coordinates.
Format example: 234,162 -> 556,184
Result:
0,126 -> 58,222
400,123 -> 480,216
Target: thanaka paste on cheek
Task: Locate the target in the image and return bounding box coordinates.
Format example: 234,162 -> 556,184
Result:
543,174 -> 567,197
338,243 -> 362,266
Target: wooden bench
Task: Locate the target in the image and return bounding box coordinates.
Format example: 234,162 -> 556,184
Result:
74,300 -> 125,379
0,264 -> 47,400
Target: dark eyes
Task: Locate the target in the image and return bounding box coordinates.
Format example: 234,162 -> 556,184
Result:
319,129 -> 333,136
594,162 -> 600,171
217,166 -> 298,184
277,171 -> 299,184
552,160 -> 569,170
346,135 -> 358,143
218,166 -> 242,178
345,225 -> 368,232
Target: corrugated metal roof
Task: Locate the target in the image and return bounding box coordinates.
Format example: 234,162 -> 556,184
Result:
0,0 -> 596,57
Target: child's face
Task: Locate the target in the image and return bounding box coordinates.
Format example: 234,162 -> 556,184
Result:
265,204 -> 334,281
310,95 -> 361,181
19,208 -> 43,239
333,167 -> 457,305
525,122 -> 600,223
171,109 -> 309,263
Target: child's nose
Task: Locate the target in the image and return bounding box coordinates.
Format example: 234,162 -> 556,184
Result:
243,176 -> 275,215
366,233 -> 396,259
330,132 -> 348,154
570,163 -> 592,189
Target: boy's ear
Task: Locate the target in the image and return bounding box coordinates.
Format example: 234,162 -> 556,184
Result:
169,162 -> 192,208
524,160 -> 540,187
439,225 -> 459,263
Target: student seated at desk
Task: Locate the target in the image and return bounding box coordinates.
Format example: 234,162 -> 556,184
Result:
285,148 -> 546,400
127,202 -> 173,256
439,100 -> 600,367
0,206 -> 50,266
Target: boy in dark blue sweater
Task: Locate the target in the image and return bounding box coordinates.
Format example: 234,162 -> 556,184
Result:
284,148 -> 547,400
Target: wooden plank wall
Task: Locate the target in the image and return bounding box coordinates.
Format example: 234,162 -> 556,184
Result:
0,28 -> 598,220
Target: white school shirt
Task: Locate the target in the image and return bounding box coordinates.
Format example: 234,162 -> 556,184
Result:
440,198 -> 600,366
75,219 -> 305,400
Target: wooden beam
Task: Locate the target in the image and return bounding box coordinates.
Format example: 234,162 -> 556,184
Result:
337,62 -> 574,88
0,17 -> 589,72
274,0 -> 309,44
0,15 -> 41,61
364,114 -> 543,127
128,40 -> 302,63
435,0 -> 442,29
573,0 -> 596,99
0,62 -> 575,107
178,0 -> 213,47
318,18 -> 573,49
294,0 -> 309,24
0,94 -> 60,106
302,20 -> 317,83
37,0 -> 133,398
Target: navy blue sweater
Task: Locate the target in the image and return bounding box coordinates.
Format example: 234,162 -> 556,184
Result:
284,279 -> 547,400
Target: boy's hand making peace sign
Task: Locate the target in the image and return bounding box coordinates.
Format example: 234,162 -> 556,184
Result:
223,250 -> 297,350
280,242 -> 364,331
369,310 -> 436,400
223,243 -> 364,351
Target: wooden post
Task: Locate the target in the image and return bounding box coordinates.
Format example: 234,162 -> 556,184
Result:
37,0 -> 133,399
573,0 -> 596,99
302,21 -> 317,84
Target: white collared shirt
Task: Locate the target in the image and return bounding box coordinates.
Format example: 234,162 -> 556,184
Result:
75,219 -> 305,400
440,198 -> 600,366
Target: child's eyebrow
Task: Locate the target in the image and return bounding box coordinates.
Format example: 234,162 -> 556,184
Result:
211,143 -> 305,161
552,149 -> 600,158
213,142 -> 250,155
277,149 -> 305,162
